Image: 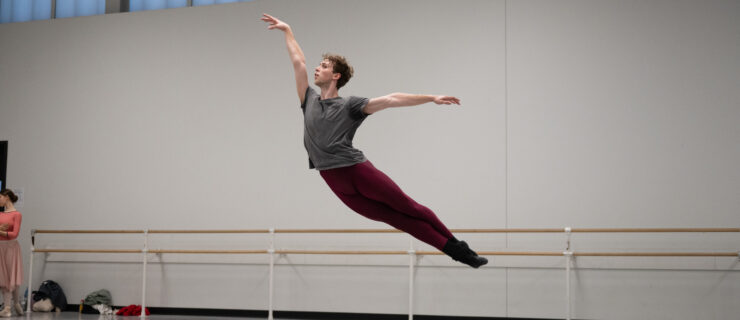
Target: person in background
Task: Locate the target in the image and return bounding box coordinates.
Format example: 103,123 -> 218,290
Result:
0,189 -> 23,317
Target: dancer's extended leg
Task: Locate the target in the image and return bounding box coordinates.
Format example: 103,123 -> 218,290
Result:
351,161 -> 455,241
320,161 -> 488,268
321,169 -> 450,250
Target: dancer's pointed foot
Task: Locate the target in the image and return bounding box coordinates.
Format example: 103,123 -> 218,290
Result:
442,238 -> 489,268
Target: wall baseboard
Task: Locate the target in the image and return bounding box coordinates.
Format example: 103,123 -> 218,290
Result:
67,304 -> 564,320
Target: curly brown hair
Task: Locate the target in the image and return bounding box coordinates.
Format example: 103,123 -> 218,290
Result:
322,53 -> 354,89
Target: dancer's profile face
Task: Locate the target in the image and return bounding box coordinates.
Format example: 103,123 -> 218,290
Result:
314,59 -> 339,86
0,195 -> 7,207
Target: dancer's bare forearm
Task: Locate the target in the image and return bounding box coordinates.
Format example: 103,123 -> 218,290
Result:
262,13 -> 309,103
363,93 -> 461,114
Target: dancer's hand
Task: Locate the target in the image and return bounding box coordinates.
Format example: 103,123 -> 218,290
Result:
433,96 -> 461,105
261,13 -> 290,32
0,224 -> 9,231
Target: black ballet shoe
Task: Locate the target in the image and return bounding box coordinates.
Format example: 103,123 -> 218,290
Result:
442,238 -> 489,269
459,240 -> 488,268
459,240 -> 478,256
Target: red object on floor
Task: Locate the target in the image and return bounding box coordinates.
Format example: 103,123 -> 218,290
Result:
116,304 -> 151,316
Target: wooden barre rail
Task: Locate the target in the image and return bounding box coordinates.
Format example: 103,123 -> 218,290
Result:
31,248 -> 739,257
32,249 -> 144,253
32,227 -> 740,234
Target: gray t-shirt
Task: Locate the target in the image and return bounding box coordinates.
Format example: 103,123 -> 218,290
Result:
301,86 -> 370,170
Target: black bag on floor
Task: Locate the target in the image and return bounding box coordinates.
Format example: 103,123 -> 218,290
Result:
32,280 -> 68,311
80,304 -> 100,314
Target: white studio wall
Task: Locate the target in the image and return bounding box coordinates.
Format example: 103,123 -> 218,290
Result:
1,0 -> 738,319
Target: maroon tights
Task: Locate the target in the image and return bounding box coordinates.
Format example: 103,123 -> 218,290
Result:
319,160 -> 454,250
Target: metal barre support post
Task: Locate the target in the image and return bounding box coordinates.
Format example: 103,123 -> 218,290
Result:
141,230 -> 148,320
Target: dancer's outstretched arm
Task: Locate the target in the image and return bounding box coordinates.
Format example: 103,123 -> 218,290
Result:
261,13 -> 309,104
363,93 -> 461,115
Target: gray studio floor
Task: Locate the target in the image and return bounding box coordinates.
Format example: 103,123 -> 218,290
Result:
5,312 -> 299,320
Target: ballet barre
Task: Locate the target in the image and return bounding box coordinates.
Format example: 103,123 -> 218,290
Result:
30,248 -> 740,257
27,227 -> 740,320
32,227 -> 740,234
